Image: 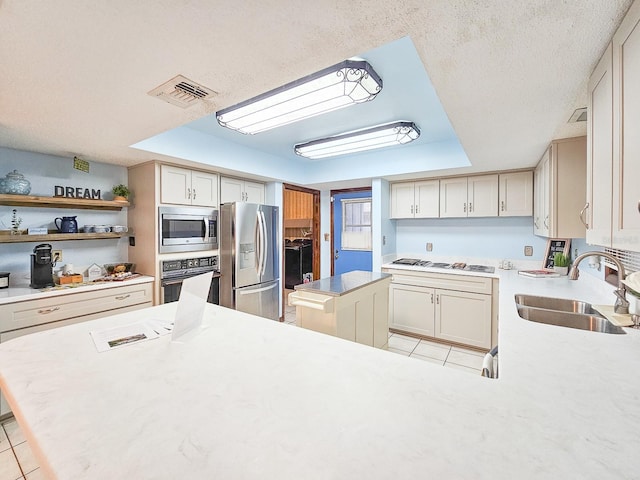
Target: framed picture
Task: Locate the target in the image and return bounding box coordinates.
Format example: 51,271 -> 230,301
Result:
543,238 -> 571,269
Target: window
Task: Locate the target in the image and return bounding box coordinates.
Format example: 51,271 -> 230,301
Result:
342,198 -> 372,251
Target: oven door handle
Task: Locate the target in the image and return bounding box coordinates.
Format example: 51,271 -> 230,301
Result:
161,277 -> 188,286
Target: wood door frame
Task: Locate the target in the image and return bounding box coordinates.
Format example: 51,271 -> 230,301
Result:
282,183 -> 321,317
330,187 -> 372,276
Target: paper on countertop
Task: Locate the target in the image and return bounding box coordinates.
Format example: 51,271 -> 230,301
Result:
171,271 -> 212,342
90,322 -> 160,353
146,318 -> 174,336
592,305 -> 635,327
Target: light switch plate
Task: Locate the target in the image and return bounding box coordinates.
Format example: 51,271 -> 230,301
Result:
524,246 -> 533,256
426,242 -> 433,252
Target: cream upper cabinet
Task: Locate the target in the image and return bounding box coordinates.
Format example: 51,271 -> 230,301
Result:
467,174 -> 499,217
390,180 -> 439,218
440,175 -> 498,218
220,177 -> 265,204
612,1 -> 640,251
534,152 -> 550,236
586,43 -> 614,246
499,171 -> 533,217
533,137 -> 587,238
160,165 -> 218,207
439,177 -> 468,217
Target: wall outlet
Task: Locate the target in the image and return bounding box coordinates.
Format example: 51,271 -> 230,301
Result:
52,250 -> 63,262
426,242 -> 433,252
524,246 -> 533,256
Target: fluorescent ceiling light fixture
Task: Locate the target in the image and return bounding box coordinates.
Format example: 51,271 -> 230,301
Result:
295,121 -> 420,159
216,60 -> 382,134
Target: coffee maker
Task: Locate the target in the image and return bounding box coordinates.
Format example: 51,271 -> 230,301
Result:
30,243 -> 55,288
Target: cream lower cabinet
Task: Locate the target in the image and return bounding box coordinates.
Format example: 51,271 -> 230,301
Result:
389,283 -> 436,336
0,281 -> 153,417
385,268 -> 497,350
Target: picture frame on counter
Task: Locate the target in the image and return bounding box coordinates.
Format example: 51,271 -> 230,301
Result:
543,238 -> 571,269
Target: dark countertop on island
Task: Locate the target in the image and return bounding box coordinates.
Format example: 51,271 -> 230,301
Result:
293,270 -> 391,297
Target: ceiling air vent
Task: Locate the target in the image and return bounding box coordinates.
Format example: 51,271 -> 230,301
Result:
148,75 -> 216,109
568,107 -> 587,123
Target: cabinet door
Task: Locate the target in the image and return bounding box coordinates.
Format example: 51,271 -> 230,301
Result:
160,165 -> 191,205
613,2 -> 640,251
390,182 -> 416,218
499,171 -> 533,217
533,149 -> 550,236
191,171 -> 219,208
587,44 -> 614,246
220,177 -> 245,204
439,178 -> 468,218
467,175 -> 498,217
244,181 -> 265,204
414,180 -> 440,218
389,283 -> 435,337
435,289 -> 492,349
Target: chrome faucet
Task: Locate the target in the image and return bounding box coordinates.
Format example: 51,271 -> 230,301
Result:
569,252 -> 629,314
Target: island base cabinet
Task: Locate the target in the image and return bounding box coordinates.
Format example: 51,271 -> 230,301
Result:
289,278 -> 390,348
389,283 -> 435,337
435,290 -> 493,349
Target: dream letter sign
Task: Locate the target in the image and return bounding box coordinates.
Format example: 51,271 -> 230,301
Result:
54,186 -> 102,200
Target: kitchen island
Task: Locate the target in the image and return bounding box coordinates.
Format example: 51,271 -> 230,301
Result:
288,270 -> 391,348
0,270 -> 639,479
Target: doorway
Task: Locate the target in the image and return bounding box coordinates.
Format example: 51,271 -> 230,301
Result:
282,184 -> 320,309
331,188 -> 373,276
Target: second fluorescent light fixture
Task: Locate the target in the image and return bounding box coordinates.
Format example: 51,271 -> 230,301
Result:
295,121 -> 421,159
216,60 -> 382,134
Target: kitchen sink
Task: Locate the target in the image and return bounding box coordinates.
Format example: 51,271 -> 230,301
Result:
514,294 -> 600,315
514,294 -> 626,334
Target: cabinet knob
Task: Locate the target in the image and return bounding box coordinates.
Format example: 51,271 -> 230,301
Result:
411,205 -> 414,214
463,203 -> 467,213
193,189 -> 196,200
187,188 -> 191,199
115,294 -> 131,301
415,205 -> 419,214
501,200 -> 505,212
544,215 -> 549,228
430,293 -> 434,304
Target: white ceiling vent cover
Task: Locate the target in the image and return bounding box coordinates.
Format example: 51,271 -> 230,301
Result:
568,107 -> 587,123
148,75 -> 216,108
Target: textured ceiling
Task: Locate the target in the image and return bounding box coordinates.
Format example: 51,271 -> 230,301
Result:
0,0 -> 633,187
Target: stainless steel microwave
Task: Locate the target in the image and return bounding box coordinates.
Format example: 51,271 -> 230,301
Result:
158,206 -> 218,253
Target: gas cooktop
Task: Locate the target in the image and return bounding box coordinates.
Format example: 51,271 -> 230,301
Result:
390,258 -> 495,274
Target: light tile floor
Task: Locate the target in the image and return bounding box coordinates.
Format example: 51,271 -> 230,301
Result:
1,296 -> 488,479
0,417 -> 43,480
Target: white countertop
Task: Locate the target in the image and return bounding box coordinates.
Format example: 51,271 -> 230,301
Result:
0,275 -> 155,305
0,269 -> 639,479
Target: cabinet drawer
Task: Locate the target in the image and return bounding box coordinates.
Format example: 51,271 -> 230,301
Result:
0,284 -> 152,333
384,269 -> 493,295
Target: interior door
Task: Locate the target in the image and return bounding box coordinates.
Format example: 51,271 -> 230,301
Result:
332,190 -> 372,275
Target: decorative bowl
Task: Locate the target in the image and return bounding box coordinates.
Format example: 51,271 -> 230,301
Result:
104,263 -> 135,275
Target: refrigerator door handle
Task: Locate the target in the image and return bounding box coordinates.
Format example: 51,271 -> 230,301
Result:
256,209 -> 265,278
259,209 -> 268,278
237,282 -> 278,295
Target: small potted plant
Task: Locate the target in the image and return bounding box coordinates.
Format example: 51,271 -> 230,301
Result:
112,184 -> 130,202
553,252 -> 570,275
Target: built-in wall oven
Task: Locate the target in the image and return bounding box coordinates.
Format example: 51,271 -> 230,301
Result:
159,206 -> 218,253
160,256 -> 220,304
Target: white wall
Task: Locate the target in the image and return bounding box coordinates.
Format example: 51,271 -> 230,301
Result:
372,179 -> 396,271
0,148 -> 128,285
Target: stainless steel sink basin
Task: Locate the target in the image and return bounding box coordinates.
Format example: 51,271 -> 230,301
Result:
514,294 -> 600,315
514,294 -> 626,334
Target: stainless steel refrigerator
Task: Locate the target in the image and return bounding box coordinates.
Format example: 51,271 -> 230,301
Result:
219,202 -> 280,320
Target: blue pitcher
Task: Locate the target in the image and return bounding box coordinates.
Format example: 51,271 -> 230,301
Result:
54,216 -> 78,233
